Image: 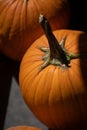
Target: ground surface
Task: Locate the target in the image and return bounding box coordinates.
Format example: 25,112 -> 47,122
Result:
4,77 -> 48,130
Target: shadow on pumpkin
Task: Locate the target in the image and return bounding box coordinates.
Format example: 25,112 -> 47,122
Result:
72,32 -> 87,130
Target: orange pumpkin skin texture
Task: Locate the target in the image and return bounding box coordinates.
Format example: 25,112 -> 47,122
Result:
19,28 -> 87,130
0,0 -> 70,61
6,126 -> 42,130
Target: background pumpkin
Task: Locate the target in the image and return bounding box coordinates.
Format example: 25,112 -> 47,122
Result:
6,126 -> 42,130
19,16 -> 87,130
0,0 -> 70,61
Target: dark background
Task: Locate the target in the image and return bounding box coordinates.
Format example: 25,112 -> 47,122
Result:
68,1 -> 87,32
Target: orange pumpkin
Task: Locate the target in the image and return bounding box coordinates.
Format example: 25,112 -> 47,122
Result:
19,15 -> 87,129
0,0 -> 70,61
6,126 -> 42,130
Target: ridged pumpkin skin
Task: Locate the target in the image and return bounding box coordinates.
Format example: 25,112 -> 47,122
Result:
19,29 -> 87,129
0,0 -> 70,61
6,126 -> 42,130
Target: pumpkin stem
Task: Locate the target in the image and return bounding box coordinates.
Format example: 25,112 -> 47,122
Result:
39,14 -> 79,69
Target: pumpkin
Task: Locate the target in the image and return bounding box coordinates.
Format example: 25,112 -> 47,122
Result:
6,126 -> 42,130
19,15 -> 87,129
0,0 -> 70,61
